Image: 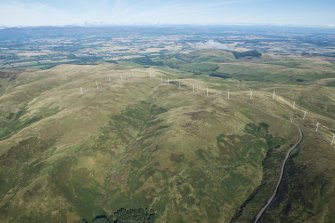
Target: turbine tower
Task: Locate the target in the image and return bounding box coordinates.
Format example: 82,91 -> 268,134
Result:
316,122 -> 320,132
96,81 -> 99,89
80,87 -> 83,94
303,111 -> 307,120
272,90 -> 276,100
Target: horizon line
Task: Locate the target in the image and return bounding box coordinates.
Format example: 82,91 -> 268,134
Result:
1,23 -> 335,29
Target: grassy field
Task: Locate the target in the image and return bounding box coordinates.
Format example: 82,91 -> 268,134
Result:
0,51 -> 335,223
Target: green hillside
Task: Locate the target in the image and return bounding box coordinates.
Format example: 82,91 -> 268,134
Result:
0,53 -> 335,223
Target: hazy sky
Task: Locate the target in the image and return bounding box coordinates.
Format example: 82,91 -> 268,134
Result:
0,0 -> 334,27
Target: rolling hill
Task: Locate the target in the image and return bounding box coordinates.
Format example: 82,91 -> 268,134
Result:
0,57 -> 334,223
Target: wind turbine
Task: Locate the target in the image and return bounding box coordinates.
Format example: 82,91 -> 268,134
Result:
206,88 -> 209,97
293,101 -> 296,109
316,122 -> 320,132
272,90 -> 276,100
96,81 -> 99,89
303,111 -> 307,120
80,87 -> 83,94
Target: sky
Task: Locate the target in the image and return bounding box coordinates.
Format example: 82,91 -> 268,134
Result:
0,0 -> 334,27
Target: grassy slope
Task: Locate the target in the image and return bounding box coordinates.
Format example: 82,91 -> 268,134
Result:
256,82 -> 335,223
0,53 -> 334,223
217,56 -> 335,84
260,128 -> 335,223
224,56 -> 335,222
0,63 -> 299,223
170,52 -> 335,223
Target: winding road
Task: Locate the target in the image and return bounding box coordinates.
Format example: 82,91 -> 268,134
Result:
253,123 -> 303,223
